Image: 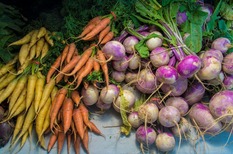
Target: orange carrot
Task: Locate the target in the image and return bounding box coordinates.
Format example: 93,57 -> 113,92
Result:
86,16 -> 101,27
55,55 -> 80,83
62,98 -> 74,134
67,133 -> 71,154
78,103 -> 90,128
60,44 -> 70,68
57,126 -> 66,154
78,16 -> 101,38
66,43 -> 76,63
75,56 -> 94,88
50,88 -> 68,130
82,17 -> 111,41
47,128 -> 59,152
71,90 -> 81,107
73,133 -> 81,154
97,25 -> 111,44
72,108 -> 84,139
82,126 -> 89,154
47,55 -> 61,83
99,31 -> 114,45
88,121 -> 104,136
97,49 -> 109,87
93,56 -> 100,71
68,46 -> 94,76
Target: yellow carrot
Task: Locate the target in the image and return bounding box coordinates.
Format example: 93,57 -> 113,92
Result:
9,75 -> 28,111
0,78 -> 18,104
11,102 -> 36,148
34,72 -> 45,113
0,73 -> 16,90
37,27 -> 47,39
45,31 -> 54,46
38,78 -> 55,113
26,74 -> 38,111
8,99 -> 26,120
36,98 -> 51,141
35,37 -> 45,58
19,44 -> 30,65
29,30 -> 39,49
11,112 -> 26,144
8,87 -> 27,118
0,64 -> 14,78
8,30 -> 34,46
29,44 -> 37,60
17,59 -> 31,75
40,42 -> 50,59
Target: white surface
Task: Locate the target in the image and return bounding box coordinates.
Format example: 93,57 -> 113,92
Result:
0,108 -> 233,154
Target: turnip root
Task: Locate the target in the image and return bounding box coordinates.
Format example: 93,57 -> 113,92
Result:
189,103 -> 222,135
113,89 -> 136,112
146,31 -> 163,51
200,49 -> 223,62
102,40 -> 126,60
155,132 -> 176,152
211,37 -> 232,53
111,71 -> 125,83
136,68 -> 157,94
209,90 -> 233,123
81,85 -> 99,106
100,84 -> 119,104
161,76 -> 188,97
136,125 -> 157,153
138,102 -> 159,124
96,99 -> 112,111
208,71 -> 225,86
166,97 -> 189,116
125,72 -> 137,84
197,56 -> 222,80
223,74 -> 233,89
158,106 -> 181,127
183,81 -> 205,105
112,56 -> 129,72
156,65 -> 178,84
128,111 -> 143,128
128,54 -> 140,70
222,52 -> 233,75
150,47 -> 170,68
123,36 -> 139,54
176,55 -> 202,78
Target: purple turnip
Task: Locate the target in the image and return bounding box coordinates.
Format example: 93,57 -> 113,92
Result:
102,40 -> 126,60
211,37 -> 232,53
166,97 -> 189,116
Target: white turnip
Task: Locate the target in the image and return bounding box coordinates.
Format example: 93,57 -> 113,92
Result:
211,37 -> 232,53
138,102 -> 159,124
102,40 -> 126,60
128,54 -> 140,70
150,47 -> 170,68
146,31 -> 163,51
155,132 -> 176,152
81,85 -> 99,106
183,81 -> 205,105
189,103 -> 222,135
111,71 -> 125,83
100,84 -> 119,104
209,90 -> 233,123
127,111 -> 143,128
123,36 -> 139,54
158,106 -> 181,127
136,68 -> 157,94
112,56 -> 129,72
223,52 -> 233,75
166,97 -> 189,116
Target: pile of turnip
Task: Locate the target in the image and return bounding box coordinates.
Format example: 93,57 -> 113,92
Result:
78,1 -> 233,153
78,17 -> 233,154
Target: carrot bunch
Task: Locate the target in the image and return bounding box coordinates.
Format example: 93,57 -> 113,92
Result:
46,43 -> 109,89
48,87 -> 104,154
77,14 -> 115,45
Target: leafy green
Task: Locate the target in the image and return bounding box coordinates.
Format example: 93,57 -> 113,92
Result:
0,2 -> 25,63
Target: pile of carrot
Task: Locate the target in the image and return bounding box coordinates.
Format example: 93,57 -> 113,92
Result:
47,87 -> 104,154
0,13 -> 118,154
77,14 -> 115,45
46,42 -> 109,89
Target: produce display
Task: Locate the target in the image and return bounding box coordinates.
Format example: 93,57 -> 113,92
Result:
0,0 -> 233,154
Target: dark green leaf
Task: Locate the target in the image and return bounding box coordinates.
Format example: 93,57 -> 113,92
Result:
0,48 -> 13,63
0,35 -> 14,48
161,0 -> 175,6
184,23 -> 203,53
218,20 -> 228,32
206,0 -> 222,32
